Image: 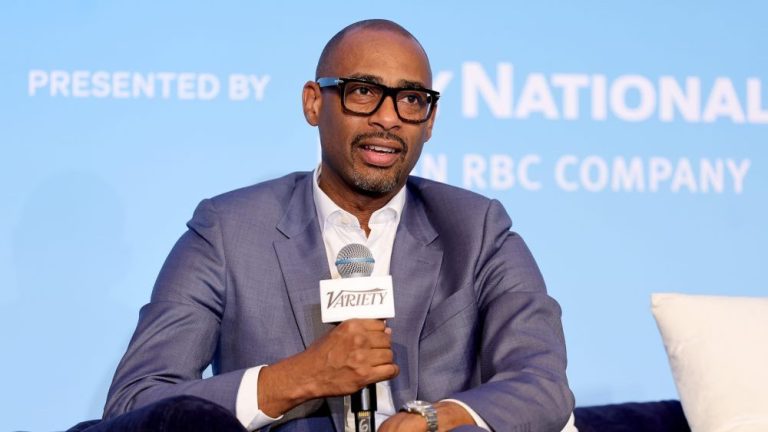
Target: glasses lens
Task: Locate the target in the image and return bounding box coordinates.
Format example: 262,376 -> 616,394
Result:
396,90 -> 432,121
343,82 -> 383,114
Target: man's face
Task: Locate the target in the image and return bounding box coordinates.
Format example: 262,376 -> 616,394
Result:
307,29 -> 435,197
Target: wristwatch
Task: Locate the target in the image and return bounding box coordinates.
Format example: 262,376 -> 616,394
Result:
400,400 -> 438,431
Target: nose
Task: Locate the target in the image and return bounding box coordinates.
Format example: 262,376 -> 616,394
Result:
369,94 -> 402,130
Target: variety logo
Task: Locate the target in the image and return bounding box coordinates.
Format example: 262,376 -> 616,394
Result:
325,288 -> 388,309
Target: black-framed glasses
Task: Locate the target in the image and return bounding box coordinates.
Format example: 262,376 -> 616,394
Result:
317,77 -> 440,124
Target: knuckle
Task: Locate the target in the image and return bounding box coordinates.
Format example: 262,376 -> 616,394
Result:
351,333 -> 366,347
350,350 -> 366,364
353,366 -> 370,384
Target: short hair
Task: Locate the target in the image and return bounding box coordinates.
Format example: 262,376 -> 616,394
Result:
315,19 -> 429,79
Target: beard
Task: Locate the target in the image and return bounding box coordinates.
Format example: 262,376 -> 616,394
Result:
349,131 -> 409,195
350,165 -> 403,194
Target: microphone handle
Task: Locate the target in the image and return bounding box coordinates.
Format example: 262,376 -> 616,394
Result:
351,383 -> 377,432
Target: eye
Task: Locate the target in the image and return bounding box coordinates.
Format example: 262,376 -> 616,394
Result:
399,91 -> 428,106
347,83 -> 380,98
355,86 -> 371,96
406,94 -> 422,104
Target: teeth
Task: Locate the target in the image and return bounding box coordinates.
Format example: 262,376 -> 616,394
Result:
364,145 -> 396,153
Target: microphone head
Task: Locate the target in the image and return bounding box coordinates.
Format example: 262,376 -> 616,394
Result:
335,243 -> 375,278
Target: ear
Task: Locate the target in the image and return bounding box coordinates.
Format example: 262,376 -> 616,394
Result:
302,81 -> 322,126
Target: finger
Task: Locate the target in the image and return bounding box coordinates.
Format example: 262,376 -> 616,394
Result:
368,363 -> 399,382
358,318 -> 387,331
366,331 -> 392,348
367,347 -> 394,366
337,319 -> 386,334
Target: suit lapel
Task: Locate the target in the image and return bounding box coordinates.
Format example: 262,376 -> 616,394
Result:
273,175 -> 345,431
388,184 -> 443,408
274,174 -> 333,349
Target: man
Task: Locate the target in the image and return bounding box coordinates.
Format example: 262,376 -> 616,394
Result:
104,19 -> 574,431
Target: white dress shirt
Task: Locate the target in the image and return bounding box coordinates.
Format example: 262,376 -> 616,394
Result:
235,169 -> 489,431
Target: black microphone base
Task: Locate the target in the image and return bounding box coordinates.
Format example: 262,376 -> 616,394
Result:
352,383 -> 378,432
354,410 -> 375,432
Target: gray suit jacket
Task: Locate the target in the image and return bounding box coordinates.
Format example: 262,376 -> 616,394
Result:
104,172 -> 574,431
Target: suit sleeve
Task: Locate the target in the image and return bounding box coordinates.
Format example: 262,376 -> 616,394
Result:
450,199 -> 575,432
103,198 -> 247,419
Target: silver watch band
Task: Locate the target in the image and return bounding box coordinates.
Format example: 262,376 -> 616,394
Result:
401,400 -> 438,432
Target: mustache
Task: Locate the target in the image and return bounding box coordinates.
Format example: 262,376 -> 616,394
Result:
351,132 -> 407,152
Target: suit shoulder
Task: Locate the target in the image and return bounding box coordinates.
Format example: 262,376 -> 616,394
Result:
205,171 -> 310,215
407,176 -> 500,215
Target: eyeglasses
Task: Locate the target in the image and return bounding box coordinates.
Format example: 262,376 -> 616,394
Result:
317,77 -> 440,124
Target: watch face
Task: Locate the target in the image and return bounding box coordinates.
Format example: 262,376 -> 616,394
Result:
411,400 -> 430,410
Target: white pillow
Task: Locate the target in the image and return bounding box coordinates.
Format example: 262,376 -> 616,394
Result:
651,293 -> 768,432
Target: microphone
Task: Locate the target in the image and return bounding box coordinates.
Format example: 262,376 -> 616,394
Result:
319,243 -> 395,432
336,243 -> 375,278
319,244 -> 395,323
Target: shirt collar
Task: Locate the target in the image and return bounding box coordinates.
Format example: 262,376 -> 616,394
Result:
312,167 -> 407,231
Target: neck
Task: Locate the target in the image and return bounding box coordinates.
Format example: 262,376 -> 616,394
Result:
318,172 -> 402,236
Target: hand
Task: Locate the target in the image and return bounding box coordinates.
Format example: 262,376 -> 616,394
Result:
301,318 -> 398,395
258,319 -> 398,416
378,412 -> 428,432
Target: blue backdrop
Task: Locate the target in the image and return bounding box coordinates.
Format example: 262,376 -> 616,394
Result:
2,2 -> 766,430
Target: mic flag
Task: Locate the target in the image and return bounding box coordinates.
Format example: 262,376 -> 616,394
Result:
320,243 -> 395,324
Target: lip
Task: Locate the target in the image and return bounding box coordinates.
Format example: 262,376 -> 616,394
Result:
355,139 -> 403,168
356,138 -> 403,153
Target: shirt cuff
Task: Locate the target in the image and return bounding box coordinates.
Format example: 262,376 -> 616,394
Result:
441,398 -> 491,431
236,365 -> 283,431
